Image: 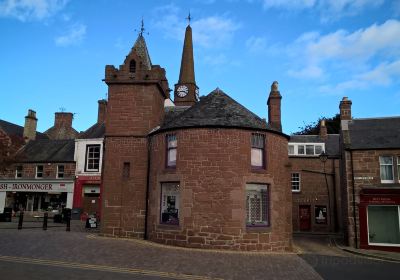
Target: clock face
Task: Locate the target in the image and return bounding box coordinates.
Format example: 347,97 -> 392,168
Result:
176,85 -> 188,98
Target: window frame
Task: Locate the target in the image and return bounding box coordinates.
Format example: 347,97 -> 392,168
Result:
160,182 -> 180,226
57,165 -> 65,179
129,59 -> 136,73
15,166 -> 23,178
379,156 -> 394,183
398,157 -> 400,183
166,134 -> 177,168
245,183 -> 270,227
288,143 -> 325,157
251,133 -> 265,169
85,144 -> 101,172
291,172 -> 301,192
36,165 -> 44,179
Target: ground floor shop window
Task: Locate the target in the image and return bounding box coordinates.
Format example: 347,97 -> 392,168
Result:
160,182 -> 180,225
368,205 -> 400,245
246,184 -> 269,226
5,192 -> 67,213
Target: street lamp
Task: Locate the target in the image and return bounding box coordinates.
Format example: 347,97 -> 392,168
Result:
319,151 -> 332,231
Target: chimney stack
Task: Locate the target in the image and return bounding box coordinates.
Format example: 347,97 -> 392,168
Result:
54,112 -> 73,128
339,97 -> 352,121
97,99 -> 107,124
319,119 -> 328,140
23,109 -> 37,142
267,81 -> 282,132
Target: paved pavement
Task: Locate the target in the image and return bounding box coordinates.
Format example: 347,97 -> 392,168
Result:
0,228 -> 321,280
294,234 -> 400,280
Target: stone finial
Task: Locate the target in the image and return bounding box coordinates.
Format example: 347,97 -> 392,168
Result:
271,81 -> 279,92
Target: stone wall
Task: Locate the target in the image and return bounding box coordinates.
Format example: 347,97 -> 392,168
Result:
147,128 -> 292,251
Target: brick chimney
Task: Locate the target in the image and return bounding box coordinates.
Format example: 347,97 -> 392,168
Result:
319,119 -> 327,140
54,112 -> 73,128
267,81 -> 282,132
97,99 -> 107,124
339,97 -> 352,121
23,109 -> 37,142
339,97 -> 352,145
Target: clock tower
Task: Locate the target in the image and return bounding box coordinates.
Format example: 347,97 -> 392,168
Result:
174,18 -> 199,106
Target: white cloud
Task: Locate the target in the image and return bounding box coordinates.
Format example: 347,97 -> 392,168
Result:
263,0 -> 316,10
0,0 -> 68,21
153,4 -> 240,48
246,36 -> 267,53
287,65 -> 323,79
55,23 -> 86,47
262,0 -> 384,20
281,19 -> 400,95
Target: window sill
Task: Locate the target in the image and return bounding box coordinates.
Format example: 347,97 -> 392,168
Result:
246,225 -> 271,233
292,190 -> 301,194
251,167 -> 266,173
157,223 -> 181,231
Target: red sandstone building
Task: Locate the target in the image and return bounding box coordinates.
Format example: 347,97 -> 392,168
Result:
340,97 -> 400,251
0,111 -> 77,215
101,24 -> 292,251
289,122 -> 341,234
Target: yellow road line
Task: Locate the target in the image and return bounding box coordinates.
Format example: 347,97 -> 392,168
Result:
0,255 -> 223,280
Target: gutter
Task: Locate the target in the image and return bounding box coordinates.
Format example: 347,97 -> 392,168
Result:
350,150 -> 358,248
144,136 -> 151,240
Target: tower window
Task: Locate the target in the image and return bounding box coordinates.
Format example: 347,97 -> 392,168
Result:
129,60 -> 136,73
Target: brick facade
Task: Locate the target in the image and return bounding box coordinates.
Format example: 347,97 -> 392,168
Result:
290,157 -> 341,233
342,149 -> 400,248
145,129 -> 292,251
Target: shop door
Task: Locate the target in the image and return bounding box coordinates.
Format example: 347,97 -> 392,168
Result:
299,205 -> 311,231
83,195 -> 100,215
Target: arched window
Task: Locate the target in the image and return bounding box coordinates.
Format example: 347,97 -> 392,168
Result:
129,60 -> 136,73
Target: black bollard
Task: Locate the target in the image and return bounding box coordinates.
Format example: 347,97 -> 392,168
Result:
18,211 -> 24,230
43,212 -> 48,230
65,208 -> 71,232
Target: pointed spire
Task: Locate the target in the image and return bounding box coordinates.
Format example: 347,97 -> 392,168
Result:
131,19 -> 152,70
178,23 -> 195,84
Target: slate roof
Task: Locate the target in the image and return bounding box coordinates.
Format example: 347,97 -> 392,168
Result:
160,88 -> 279,133
78,122 -> 105,139
132,35 -> 152,70
16,139 -> 75,163
0,119 -> 48,139
289,134 -> 340,156
347,117 -> 400,150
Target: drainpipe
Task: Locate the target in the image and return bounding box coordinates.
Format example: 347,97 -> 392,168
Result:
144,136 -> 151,240
350,150 -> 358,248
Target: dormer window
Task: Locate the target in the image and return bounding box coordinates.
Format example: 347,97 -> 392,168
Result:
129,60 -> 136,73
288,143 -> 325,156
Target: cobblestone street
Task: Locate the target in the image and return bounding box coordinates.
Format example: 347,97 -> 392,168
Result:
0,226 -> 321,280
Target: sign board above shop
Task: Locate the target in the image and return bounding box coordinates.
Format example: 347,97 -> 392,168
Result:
0,180 -> 74,193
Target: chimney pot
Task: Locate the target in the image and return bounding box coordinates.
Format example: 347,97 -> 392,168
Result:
319,119 -> 328,140
23,109 -> 37,142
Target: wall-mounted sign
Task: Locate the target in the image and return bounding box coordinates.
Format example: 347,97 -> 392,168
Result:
355,176 -> 374,180
315,205 -> 327,224
0,181 -> 74,193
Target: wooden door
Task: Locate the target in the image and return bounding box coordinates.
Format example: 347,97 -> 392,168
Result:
83,195 -> 100,215
299,205 -> 311,231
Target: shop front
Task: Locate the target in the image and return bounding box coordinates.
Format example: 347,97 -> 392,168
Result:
359,188 -> 400,252
73,175 -> 101,219
0,180 -> 74,216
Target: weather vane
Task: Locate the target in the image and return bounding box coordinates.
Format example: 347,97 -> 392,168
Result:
186,11 -> 192,25
135,17 -> 149,37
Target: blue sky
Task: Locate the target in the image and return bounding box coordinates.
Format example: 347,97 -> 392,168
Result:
1,0 -> 399,134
